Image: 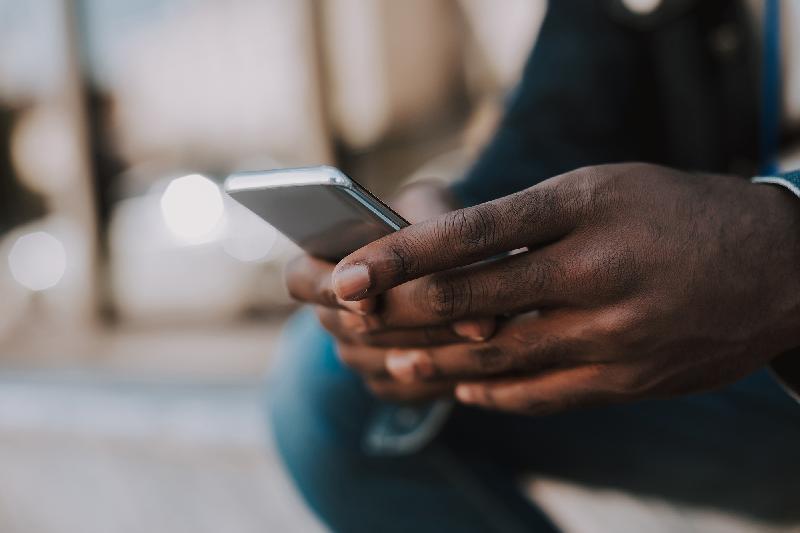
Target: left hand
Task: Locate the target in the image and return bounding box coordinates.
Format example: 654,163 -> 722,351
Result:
330,163 -> 800,414
285,180 -> 493,402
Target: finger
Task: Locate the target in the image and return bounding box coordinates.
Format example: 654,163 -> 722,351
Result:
335,309 -> 382,335
336,343 -> 390,378
365,378 -> 454,402
332,176 -> 585,300
317,307 -> 384,345
361,317 -> 495,348
455,364 -> 618,415
384,311 -> 590,382
340,297 -> 375,315
378,245 -> 579,327
317,307 -> 495,347
286,255 -> 375,312
452,318 -> 497,341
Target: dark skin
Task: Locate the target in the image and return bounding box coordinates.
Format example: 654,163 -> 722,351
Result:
286,181 -> 485,400
286,163 -> 800,414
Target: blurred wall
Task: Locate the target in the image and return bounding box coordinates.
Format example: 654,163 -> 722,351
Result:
0,0 -> 545,340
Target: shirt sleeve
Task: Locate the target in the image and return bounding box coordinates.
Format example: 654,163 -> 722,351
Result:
752,169 -> 800,198
752,169 -> 800,403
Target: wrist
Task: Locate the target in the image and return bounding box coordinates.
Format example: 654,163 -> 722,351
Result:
750,180 -> 800,351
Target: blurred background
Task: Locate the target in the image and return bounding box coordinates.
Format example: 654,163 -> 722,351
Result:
1,2 -> 796,532
0,1 -> 544,531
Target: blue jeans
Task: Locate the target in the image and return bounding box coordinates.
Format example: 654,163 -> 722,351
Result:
268,310 -> 800,532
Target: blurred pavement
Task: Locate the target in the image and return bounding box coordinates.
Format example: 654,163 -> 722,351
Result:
0,372 -> 325,533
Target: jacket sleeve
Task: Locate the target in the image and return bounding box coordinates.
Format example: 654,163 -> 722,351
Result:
451,0 -> 656,206
451,0 -> 759,207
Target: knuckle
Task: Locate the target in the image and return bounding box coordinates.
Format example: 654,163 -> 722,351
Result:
529,169 -> 594,222
468,343 -> 512,373
524,334 -> 577,370
569,165 -> 627,219
423,275 -> 473,319
509,187 -> 552,229
384,236 -> 423,280
569,165 -> 605,189
562,169 -> 597,214
440,205 -> 503,255
589,307 -> 647,351
524,257 -> 565,296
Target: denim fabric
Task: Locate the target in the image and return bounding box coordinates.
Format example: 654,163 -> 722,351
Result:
777,169 -> 800,191
781,169 -> 800,181
268,310 -> 800,533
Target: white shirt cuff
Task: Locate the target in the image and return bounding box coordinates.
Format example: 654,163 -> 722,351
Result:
752,176 -> 800,199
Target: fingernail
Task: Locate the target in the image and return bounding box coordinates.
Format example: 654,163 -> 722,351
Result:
452,319 -> 493,341
455,384 -> 476,404
338,297 -> 374,316
333,264 -> 371,300
386,350 -> 434,383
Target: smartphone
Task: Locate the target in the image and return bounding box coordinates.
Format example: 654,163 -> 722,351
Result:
224,165 -> 408,262
224,165 -> 452,455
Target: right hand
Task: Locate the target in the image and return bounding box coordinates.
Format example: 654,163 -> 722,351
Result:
284,181 -> 495,401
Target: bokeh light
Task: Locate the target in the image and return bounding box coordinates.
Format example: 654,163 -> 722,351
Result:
222,200 -> 278,263
8,231 -> 67,291
10,107 -> 80,195
160,174 -> 225,243
621,0 -> 662,14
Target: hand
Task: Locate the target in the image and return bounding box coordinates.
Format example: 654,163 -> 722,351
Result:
331,163 -> 800,414
285,180 -> 493,401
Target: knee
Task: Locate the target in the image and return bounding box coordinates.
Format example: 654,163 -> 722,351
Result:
267,310 -> 373,498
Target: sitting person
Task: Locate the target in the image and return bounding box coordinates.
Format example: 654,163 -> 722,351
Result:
269,0 -> 800,531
